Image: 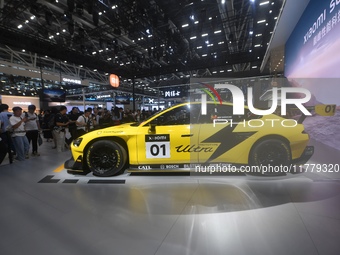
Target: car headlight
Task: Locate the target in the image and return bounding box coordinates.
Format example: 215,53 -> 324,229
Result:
73,138 -> 83,147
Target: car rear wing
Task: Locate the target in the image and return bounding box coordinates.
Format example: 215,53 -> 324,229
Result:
298,104 -> 336,123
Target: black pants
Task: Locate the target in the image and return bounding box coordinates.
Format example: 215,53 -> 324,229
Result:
76,129 -> 86,139
0,132 -> 14,163
26,130 -> 39,153
0,139 -> 7,164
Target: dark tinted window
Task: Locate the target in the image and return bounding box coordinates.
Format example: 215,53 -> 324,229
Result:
198,104 -> 257,123
156,104 -> 199,125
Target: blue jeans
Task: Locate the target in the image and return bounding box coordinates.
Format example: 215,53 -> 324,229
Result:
12,136 -> 29,161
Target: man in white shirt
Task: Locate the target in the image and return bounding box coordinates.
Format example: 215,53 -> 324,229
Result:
76,109 -> 91,138
9,107 -> 30,161
25,104 -> 41,156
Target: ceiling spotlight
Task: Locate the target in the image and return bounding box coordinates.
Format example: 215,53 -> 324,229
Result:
259,1 -> 270,6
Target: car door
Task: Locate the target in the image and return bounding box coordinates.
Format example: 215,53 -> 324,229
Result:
135,104 -> 200,167
197,103 -> 257,164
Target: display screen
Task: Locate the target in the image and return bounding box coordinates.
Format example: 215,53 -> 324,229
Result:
284,0 -> 340,152
42,89 -> 66,102
115,96 -> 130,104
285,0 -> 340,79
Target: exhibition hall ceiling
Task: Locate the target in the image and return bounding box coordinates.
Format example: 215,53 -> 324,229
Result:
0,0 -> 283,81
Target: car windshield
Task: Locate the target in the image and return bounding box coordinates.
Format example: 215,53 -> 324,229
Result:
129,108 -> 168,127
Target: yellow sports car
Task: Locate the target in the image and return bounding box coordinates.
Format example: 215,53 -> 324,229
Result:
65,102 -> 333,176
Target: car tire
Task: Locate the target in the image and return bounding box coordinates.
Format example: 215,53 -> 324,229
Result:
86,140 -> 127,177
249,139 -> 291,176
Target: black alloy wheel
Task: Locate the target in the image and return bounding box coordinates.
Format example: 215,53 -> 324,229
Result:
86,140 -> 127,176
249,139 -> 291,175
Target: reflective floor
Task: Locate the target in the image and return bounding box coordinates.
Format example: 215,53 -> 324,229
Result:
0,139 -> 340,255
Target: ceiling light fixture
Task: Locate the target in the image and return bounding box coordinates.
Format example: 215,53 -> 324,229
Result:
259,1 -> 269,5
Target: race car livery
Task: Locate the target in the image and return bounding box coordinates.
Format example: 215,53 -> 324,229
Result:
64,102 -> 335,176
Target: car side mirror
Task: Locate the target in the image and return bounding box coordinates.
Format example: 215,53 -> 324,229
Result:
149,119 -> 157,133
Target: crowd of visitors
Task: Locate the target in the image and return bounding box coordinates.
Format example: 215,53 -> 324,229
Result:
0,104 -> 158,164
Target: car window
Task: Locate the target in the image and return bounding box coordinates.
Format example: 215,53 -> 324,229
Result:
198,104 -> 233,123
156,104 -> 199,125
198,104 -> 256,123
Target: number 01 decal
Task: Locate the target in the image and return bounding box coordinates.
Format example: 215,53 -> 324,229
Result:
145,134 -> 170,158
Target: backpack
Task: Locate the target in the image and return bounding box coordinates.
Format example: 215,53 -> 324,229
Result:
47,114 -> 56,129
